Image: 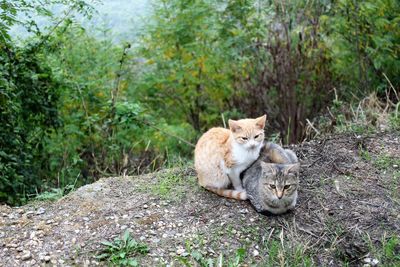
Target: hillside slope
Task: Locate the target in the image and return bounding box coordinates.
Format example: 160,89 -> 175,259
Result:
1,132 -> 399,266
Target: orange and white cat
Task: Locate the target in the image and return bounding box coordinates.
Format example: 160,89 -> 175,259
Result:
194,115 -> 266,200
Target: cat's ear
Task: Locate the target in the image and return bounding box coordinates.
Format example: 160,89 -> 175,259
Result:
229,119 -> 242,133
261,162 -> 277,175
285,163 -> 300,174
255,115 -> 267,129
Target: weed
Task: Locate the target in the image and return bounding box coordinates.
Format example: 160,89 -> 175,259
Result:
359,145 -> 371,161
32,173 -> 79,202
34,184 -> 76,202
34,188 -> 65,202
177,248 -> 247,267
96,230 -> 149,266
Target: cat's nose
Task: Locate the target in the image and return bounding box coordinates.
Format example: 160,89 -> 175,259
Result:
277,191 -> 283,199
249,142 -> 257,149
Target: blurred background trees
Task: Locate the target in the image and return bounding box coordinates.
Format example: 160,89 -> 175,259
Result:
1,0 -> 399,205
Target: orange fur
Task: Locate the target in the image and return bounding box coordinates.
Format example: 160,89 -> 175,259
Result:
194,115 -> 266,200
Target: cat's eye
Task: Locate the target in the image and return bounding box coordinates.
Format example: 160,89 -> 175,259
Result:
241,137 -> 248,141
284,185 -> 291,189
269,184 -> 276,189
254,134 -> 260,139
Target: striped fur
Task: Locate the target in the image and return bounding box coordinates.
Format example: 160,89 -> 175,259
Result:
262,142 -> 298,164
205,186 -> 247,200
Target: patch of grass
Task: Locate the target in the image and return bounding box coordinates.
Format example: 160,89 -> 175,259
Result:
381,236 -> 400,265
262,239 -> 314,267
149,168 -> 197,200
177,248 -> 247,267
389,102 -> 400,130
96,230 -> 149,267
391,171 -> 400,200
365,233 -> 400,266
359,145 -> 371,161
374,154 -> 400,170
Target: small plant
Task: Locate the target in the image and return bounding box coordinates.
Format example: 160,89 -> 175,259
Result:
34,174 -> 79,202
96,230 -> 149,266
359,145 -> 371,161
34,188 -> 67,202
178,248 -> 247,267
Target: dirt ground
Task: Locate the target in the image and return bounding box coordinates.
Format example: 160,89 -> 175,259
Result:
0,131 -> 399,266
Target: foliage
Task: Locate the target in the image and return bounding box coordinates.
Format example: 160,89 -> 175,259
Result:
1,0 -> 399,205
137,0 -> 244,132
0,42 -> 60,204
322,0 -> 400,96
0,0 -> 95,205
233,0 -> 334,143
96,230 -> 149,267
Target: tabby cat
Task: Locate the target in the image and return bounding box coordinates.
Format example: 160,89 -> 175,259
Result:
242,142 -> 300,214
194,115 -> 267,200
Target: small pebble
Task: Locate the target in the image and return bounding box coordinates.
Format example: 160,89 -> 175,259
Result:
239,209 -> 249,214
36,208 -> 46,215
176,247 -> 185,255
21,251 -> 32,261
253,249 -> 259,257
30,231 -> 36,239
17,209 -> 24,214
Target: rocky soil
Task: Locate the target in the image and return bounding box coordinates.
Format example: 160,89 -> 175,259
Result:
1,131 -> 399,266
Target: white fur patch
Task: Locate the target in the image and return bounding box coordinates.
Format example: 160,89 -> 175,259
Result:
225,139 -> 263,175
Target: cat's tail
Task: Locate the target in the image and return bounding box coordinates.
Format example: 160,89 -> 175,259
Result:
204,186 -> 247,200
